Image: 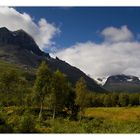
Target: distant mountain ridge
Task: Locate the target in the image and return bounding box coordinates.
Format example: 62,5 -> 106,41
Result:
103,74 -> 140,93
0,27 -> 106,93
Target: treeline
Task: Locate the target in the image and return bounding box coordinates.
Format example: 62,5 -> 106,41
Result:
2,61 -> 140,133
86,93 -> 140,107
0,69 -> 31,106
0,61 -> 140,120
0,61 -> 89,120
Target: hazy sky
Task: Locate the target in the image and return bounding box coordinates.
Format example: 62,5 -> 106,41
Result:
1,7 -> 140,79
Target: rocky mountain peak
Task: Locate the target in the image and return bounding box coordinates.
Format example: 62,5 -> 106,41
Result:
0,27 -> 11,33
103,74 -> 140,93
106,74 -> 140,84
0,27 -> 50,57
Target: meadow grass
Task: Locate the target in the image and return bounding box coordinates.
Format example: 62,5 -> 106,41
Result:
85,107 -> 140,122
1,106 -> 140,133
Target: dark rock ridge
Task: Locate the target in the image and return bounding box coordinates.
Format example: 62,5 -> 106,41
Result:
0,27 -> 106,93
103,74 -> 140,93
0,27 -> 49,57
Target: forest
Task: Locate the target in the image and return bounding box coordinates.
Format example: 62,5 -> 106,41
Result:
1,60 -> 140,133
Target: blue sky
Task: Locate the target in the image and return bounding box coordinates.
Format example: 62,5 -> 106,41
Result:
15,7 -> 140,49
1,7 -> 140,79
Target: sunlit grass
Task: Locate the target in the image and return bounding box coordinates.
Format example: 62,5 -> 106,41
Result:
2,106 -> 140,133
85,107 -> 140,122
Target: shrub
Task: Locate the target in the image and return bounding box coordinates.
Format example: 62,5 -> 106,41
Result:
0,112 -> 13,133
17,112 -> 36,133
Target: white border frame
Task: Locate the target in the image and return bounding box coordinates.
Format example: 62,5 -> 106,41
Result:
0,0 -> 140,6
0,0 -> 140,140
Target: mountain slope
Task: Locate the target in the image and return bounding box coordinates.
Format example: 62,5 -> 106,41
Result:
0,27 -> 106,93
103,74 -> 140,93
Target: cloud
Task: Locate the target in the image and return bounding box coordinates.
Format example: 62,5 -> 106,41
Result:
53,26 -> 140,79
101,25 -> 134,43
0,7 -> 60,50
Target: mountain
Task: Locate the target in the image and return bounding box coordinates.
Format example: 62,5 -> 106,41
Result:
103,74 -> 140,93
0,27 -> 50,67
0,27 -> 106,93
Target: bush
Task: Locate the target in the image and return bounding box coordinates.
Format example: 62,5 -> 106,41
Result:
17,112 -> 36,133
0,112 -> 13,133
119,94 -> 129,107
103,95 -> 112,107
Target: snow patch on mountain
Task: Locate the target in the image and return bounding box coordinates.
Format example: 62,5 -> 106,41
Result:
127,79 -> 133,82
96,77 -> 108,85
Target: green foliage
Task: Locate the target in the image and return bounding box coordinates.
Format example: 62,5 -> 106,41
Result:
64,84 -> 76,109
32,62 -> 75,120
51,70 -> 70,119
39,116 -> 140,133
88,94 -> 99,107
2,58 -> 140,133
0,70 -> 18,105
33,61 -> 52,104
119,94 -> 129,107
1,106 -> 140,133
111,94 -> 119,107
17,111 -> 36,133
33,61 -> 52,119
75,77 -> 89,120
0,111 -> 13,133
85,93 -> 140,107
103,94 -> 112,107
129,94 -> 139,106
75,77 -> 89,107
0,69 -> 30,106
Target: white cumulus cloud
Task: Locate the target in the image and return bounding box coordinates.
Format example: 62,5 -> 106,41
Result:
0,7 -> 60,50
101,25 -> 134,43
53,26 -> 140,80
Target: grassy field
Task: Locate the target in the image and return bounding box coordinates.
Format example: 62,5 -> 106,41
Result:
1,106 -> 140,133
44,107 -> 140,133
51,107 -> 140,133
85,107 -> 140,122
